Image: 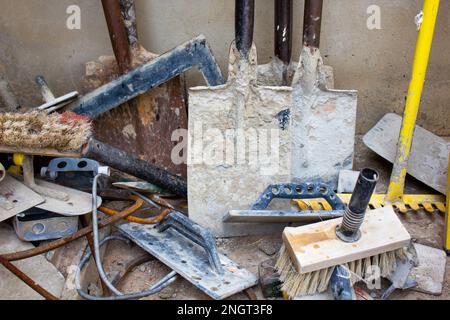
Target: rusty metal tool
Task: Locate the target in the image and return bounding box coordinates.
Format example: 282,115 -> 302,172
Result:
188,0 -> 293,237
74,0 -> 224,177
291,0 -> 357,188
94,0 -> 186,177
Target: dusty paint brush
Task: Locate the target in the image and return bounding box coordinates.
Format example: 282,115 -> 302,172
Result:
275,168 -> 411,298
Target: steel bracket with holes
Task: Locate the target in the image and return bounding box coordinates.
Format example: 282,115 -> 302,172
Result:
224,182 -> 345,223
40,158 -> 110,191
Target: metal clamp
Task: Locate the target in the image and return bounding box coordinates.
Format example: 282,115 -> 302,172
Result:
156,211 -> 223,275
41,158 -> 110,180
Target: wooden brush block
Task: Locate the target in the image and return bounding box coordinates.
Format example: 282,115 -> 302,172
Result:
282,206 -> 411,274
0,145 -> 81,158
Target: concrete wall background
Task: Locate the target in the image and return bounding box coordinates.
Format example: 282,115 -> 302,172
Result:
0,0 -> 449,135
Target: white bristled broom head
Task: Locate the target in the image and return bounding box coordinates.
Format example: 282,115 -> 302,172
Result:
275,245 -> 408,299
0,111 -> 92,151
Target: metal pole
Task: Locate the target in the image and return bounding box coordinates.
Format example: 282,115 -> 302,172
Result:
275,0 -> 293,65
303,0 -> 323,49
386,0 -> 440,202
82,138 -> 188,197
235,0 -> 255,58
275,0 -> 293,84
101,0 -> 133,74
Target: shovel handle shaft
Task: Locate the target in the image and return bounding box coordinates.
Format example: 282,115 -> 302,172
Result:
102,0 -> 133,74
303,0 -> 323,48
235,0 -> 255,58
386,0 -> 440,202
119,0 -> 138,47
275,0 -> 293,66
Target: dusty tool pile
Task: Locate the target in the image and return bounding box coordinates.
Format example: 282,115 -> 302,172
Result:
0,0 -> 448,301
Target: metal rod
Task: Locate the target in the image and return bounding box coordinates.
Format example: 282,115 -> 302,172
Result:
82,138 -> 187,197
303,0 -> 323,48
275,0 -> 293,66
35,76 -> 56,103
235,0 -> 255,58
0,256 -> 58,300
101,0 -> 133,74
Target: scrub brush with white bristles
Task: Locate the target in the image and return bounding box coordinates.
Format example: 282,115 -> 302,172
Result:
276,245 -> 409,298
275,168 -> 412,299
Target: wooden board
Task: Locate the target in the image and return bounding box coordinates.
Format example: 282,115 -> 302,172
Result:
363,113 -> 449,194
0,145 -> 80,158
34,179 -> 101,216
283,206 -> 411,274
119,222 -> 258,300
0,175 -> 45,222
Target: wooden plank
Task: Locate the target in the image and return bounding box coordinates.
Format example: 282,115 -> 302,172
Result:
0,146 -> 80,158
0,175 -> 45,222
283,206 -> 411,274
363,113 -> 449,194
34,179 -> 101,216
119,222 -> 258,300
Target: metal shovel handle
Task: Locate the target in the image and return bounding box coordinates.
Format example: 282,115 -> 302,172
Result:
303,0 -> 323,49
101,0 -> 133,74
119,0 -> 138,47
275,0 -> 293,66
235,0 -> 255,58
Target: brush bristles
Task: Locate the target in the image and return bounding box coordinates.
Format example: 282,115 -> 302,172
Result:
0,111 -> 91,151
276,245 -> 408,299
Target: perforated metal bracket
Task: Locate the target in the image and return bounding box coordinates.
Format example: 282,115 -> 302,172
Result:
224,182 -> 346,223
41,158 -> 110,179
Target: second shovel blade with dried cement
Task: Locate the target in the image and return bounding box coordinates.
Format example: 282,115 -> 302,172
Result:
363,113 -> 449,194
291,47 -> 357,188
188,43 -> 293,237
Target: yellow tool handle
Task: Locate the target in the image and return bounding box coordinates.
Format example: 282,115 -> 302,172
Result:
386,0 -> 440,202
445,155 -> 450,253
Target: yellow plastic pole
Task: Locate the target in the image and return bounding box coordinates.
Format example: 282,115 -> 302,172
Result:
386,0 -> 440,202
445,155 -> 450,253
